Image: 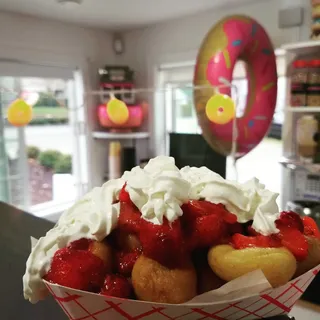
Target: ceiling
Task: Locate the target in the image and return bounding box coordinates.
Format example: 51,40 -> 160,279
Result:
0,0 -> 263,30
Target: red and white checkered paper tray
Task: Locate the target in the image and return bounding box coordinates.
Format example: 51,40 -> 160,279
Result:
44,263 -> 320,320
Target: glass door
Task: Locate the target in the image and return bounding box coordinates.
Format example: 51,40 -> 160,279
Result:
0,77 -> 28,208
165,82 -> 201,134
0,71 -> 87,216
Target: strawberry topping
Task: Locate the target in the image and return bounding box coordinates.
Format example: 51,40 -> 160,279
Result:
45,199 -> 316,295
139,219 -> 186,268
275,211 -> 308,261
119,183 -> 134,205
116,251 -> 140,276
118,202 -> 142,234
232,211 -> 309,261
181,200 -> 231,249
100,274 -> 132,298
232,233 -> 281,249
276,226 -> 308,261
68,238 -> 92,250
276,211 -> 304,233
302,216 -> 320,239
44,247 -> 106,292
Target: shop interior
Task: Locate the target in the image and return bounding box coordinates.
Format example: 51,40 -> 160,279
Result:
1,0 -> 320,319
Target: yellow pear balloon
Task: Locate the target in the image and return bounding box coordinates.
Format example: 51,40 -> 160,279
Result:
106,97 -> 129,125
7,99 -> 33,127
205,93 -> 235,125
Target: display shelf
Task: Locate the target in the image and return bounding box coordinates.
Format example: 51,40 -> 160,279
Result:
92,131 -> 149,140
281,40 -> 320,55
286,107 -> 320,113
279,157 -> 320,173
280,40 -> 320,210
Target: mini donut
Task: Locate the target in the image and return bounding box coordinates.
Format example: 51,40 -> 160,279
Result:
312,33 -> 320,40
312,5 -> 320,19
132,255 -> 197,304
88,241 -> 114,272
208,245 -> 297,288
295,236 -> 320,277
312,22 -> 320,33
312,0 -> 320,6
113,230 -> 142,252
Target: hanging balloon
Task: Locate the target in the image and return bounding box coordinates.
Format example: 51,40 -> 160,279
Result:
7,99 -> 33,127
106,97 -> 129,125
193,15 -> 277,158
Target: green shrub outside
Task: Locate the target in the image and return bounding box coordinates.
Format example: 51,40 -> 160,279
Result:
54,154 -> 72,174
27,146 -> 40,160
34,93 -> 60,107
30,118 -> 68,125
39,150 -> 63,170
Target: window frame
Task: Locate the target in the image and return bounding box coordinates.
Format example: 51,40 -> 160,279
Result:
0,67 -> 87,217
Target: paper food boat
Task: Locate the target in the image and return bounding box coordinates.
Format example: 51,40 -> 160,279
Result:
44,264 -> 320,320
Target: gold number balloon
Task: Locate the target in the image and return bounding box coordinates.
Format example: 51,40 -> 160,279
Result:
205,93 -> 235,125
106,98 -> 129,125
7,98 -> 33,127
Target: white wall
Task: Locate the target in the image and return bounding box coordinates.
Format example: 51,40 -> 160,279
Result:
119,0 -> 311,156
0,11 -> 115,70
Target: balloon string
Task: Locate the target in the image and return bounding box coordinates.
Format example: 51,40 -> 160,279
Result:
215,81 -> 239,181
230,83 -> 239,182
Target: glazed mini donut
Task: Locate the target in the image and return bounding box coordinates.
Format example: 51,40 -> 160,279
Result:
88,241 -> 114,272
312,5 -> 320,18
295,236 -> 320,277
312,22 -> 320,32
208,245 -> 297,288
312,33 -> 320,40
132,255 -> 197,304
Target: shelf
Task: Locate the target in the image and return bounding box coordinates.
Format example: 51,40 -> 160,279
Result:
279,157 -> 320,173
286,107 -> 320,113
92,131 -> 149,140
281,40 -> 320,55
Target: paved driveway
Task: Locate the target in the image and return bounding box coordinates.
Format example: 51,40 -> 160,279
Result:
5,124 -> 73,155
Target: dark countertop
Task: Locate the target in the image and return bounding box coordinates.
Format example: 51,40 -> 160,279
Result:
0,201 -> 313,320
1,202 -> 65,320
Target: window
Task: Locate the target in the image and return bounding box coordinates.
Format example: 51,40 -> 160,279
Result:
165,82 -> 201,134
0,65 -> 88,217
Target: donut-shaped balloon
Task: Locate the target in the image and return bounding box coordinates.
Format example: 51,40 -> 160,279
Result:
194,15 -> 277,158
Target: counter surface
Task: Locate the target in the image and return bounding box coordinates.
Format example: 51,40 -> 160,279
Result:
1,202 -> 65,320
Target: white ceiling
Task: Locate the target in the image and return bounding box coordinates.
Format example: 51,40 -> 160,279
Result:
0,0 -> 263,30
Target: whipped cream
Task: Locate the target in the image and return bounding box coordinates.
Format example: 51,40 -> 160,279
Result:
123,156 -> 190,224
23,156 -> 281,304
23,178 -> 124,303
181,166 -> 280,235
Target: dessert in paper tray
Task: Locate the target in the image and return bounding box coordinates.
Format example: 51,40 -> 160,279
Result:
23,156 -> 320,319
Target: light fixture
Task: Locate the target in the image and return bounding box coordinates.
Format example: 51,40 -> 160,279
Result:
113,34 -> 125,55
57,0 -> 83,7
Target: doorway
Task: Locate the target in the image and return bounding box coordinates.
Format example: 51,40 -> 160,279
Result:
158,59 -> 284,203
0,65 -> 88,216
